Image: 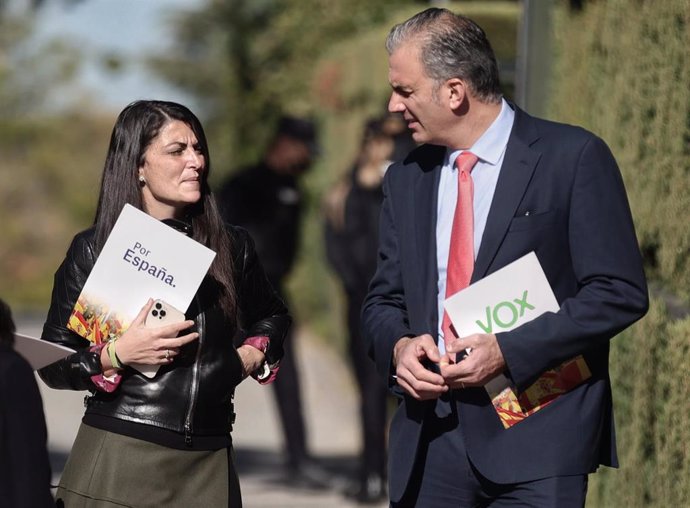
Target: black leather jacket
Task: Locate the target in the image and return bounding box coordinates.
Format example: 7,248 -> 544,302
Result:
39,224 -> 290,449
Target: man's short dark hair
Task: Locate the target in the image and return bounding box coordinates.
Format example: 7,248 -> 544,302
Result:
386,8 -> 502,104
0,298 -> 16,347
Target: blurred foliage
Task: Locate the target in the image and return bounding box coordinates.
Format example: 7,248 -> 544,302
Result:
150,0 -> 411,177
547,0 -> 689,505
0,113 -> 112,308
0,10 -> 103,309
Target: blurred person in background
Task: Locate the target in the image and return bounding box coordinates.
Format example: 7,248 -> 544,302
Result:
217,116 -> 325,486
38,100 -> 290,507
363,8 -> 648,507
380,110 -> 418,164
323,116 -> 414,504
0,297 -> 54,508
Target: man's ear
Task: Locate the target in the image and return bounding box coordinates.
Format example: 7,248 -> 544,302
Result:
447,78 -> 467,111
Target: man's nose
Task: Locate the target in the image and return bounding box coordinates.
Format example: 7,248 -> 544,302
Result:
388,93 -> 405,113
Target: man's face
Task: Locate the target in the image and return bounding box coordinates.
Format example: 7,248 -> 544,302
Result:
388,42 -> 451,145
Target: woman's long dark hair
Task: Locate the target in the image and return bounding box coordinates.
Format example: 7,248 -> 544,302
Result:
93,100 -> 236,319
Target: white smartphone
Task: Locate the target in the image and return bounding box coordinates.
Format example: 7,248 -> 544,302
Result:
130,300 -> 186,379
145,300 -> 186,328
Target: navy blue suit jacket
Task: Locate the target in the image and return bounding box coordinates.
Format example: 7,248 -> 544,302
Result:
362,106 -> 649,501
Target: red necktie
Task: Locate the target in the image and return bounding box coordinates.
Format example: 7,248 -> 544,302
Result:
442,151 -> 478,350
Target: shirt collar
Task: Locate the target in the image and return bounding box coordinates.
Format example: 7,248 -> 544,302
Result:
446,98 -> 515,168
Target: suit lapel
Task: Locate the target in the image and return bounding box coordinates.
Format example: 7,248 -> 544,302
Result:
412,146 -> 444,331
473,109 -> 542,281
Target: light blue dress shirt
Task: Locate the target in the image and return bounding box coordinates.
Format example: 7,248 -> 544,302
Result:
436,99 -> 515,352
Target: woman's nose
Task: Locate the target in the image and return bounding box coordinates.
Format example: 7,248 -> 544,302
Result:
187,148 -> 204,168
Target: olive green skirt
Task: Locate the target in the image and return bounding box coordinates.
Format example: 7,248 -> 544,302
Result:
55,423 -> 241,508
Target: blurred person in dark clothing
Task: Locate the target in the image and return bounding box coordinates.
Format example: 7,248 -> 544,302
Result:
381,111 -> 418,164
324,117 -> 414,504
0,298 -> 53,508
217,116 -> 323,483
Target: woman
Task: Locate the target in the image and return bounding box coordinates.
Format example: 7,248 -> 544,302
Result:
323,116 -> 415,504
39,100 -> 290,507
323,119 -> 394,504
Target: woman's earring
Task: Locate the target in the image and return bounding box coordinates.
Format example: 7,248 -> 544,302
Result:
138,175 -> 146,187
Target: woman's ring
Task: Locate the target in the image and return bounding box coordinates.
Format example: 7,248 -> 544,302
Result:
165,349 -> 170,360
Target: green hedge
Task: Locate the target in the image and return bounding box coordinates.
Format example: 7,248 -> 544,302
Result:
548,1 -> 690,505
587,300 -> 690,507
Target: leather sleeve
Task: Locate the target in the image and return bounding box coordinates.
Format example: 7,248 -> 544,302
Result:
232,226 -> 291,366
38,230 -> 104,391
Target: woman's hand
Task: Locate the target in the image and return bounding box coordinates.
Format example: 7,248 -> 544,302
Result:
105,299 -> 199,369
236,345 -> 266,379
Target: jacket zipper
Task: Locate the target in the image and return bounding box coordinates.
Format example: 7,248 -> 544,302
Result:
184,296 -> 204,447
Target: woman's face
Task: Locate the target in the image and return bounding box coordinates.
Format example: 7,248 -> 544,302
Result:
138,120 -> 205,219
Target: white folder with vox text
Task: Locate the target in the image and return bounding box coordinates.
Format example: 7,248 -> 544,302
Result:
444,252 -> 591,428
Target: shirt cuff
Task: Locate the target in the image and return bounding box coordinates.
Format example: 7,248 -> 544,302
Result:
242,336 -> 280,385
88,342 -> 122,392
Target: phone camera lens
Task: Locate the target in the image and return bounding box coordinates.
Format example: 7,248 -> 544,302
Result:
160,310 -> 167,318
155,303 -> 162,310
152,310 -> 158,317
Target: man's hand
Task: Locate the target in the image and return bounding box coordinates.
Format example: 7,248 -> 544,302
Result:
393,334 -> 448,400
440,333 -> 506,389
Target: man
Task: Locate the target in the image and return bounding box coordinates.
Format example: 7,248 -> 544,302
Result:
362,8 -> 648,507
217,116 -> 324,484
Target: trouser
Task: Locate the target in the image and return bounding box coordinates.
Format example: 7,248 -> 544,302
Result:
393,411 -> 588,507
347,289 -> 388,480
